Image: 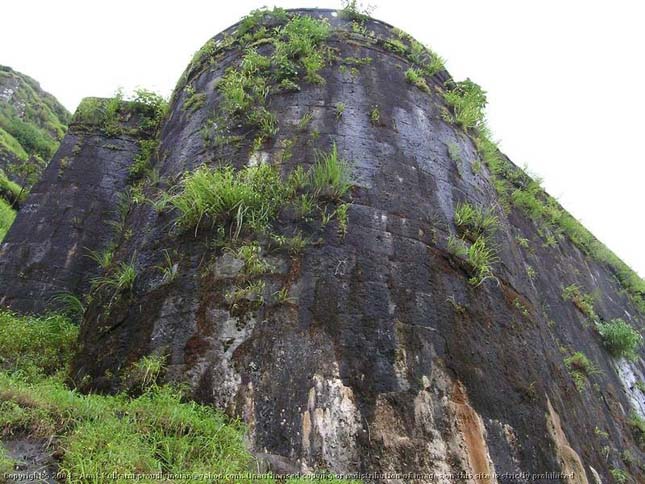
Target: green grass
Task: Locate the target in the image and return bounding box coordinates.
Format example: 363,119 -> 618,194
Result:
0,310 -> 360,482
562,284 -> 598,321
0,310 -> 77,377
564,351 -> 600,392
405,68 -> 430,93
454,202 -> 499,240
310,143 -> 352,200
629,412 -> 645,450
443,79 -> 487,130
91,261 -> 137,305
164,163 -> 287,237
0,197 -> 15,241
447,235 -> 498,286
610,468 -> 629,483
597,319 -> 642,360
0,168 -> 24,206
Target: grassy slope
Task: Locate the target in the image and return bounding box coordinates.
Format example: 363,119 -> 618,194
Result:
0,66 -> 70,191
0,198 -> 15,242
0,310 -> 359,482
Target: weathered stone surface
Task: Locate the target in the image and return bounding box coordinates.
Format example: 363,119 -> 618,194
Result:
0,103 -> 147,313
2,8 -> 644,482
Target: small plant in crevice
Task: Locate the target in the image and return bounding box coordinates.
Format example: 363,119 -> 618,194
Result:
609,468 -> 629,484
447,235 -> 498,287
87,246 -> 115,270
309,143 -> 353,200
454,201 -> 499,240
369,105 -> 381,125
273,287 -> 294,304
91,260 -> 137,306
227,242 -> 273,276
405,68 -> 429,93
225,280 -> 266,311
597,319 -> 642,360
335,102 -> 345,119
155,250 -> 179,285
442,79 -> 487,130
562,284 -> 598,321
564,351 -> 600,392
628,412 -> 645,450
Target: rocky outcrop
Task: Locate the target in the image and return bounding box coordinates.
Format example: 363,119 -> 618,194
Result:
2,8 -> 644,482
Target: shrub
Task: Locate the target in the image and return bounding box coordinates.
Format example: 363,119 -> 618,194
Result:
597,319 -> 642,360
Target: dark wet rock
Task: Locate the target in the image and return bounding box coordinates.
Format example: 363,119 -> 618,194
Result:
0,102 -> 151,313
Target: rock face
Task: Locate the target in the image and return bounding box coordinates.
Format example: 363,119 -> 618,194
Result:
0,65 -> 70,188
0,99 -> 157,313
3,8 -> 645,482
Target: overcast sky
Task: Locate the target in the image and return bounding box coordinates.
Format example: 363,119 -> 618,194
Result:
2,0 -> 644,276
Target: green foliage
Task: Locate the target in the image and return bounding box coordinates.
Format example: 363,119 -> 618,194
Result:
335,102 -> 346,119
182,86 -> 207,113
165,163 -> 287,237
562,284 -> 598,321
0,197 -> 15,241
369,105 -> 380,125
564,351 -> 599,391
129,139 -> 158,180
309,143 -> 352,200
91,261 -> 137,302
87,246 -> 114,270
454,202 -> 499,240
339,0 -> 374,22
443,79 -> 487,130
0,168 -> 24,206
228,242 -> 272,276
155,250 -> 178,285
50,292 -> 86,322
597,319 -> 642,360
210,14 -> 332,148
405,68 -> 430,93
165,144 -> 352,241
609,468 -> 629,484
447,235 -> 498,286
0,66 -> 69,174
629,412 -> 645,450
0,310 -> 78,377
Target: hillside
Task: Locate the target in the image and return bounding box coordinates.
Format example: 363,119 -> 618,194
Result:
0,65 -> 70,243
1,6 -> 644,483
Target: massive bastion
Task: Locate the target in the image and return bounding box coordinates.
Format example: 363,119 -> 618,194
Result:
1,8 -> 644,482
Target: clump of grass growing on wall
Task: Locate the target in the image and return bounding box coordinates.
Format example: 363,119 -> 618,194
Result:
454,202 -> 499,240
405,68 -> 430,93
564,351 -> 600,392
562,284 -> 598,321
309,143 -> 352,200
443,79 -> 487,130
597,319 -> 642,360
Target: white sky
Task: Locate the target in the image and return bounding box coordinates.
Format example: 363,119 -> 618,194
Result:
2,0 -> 644,276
